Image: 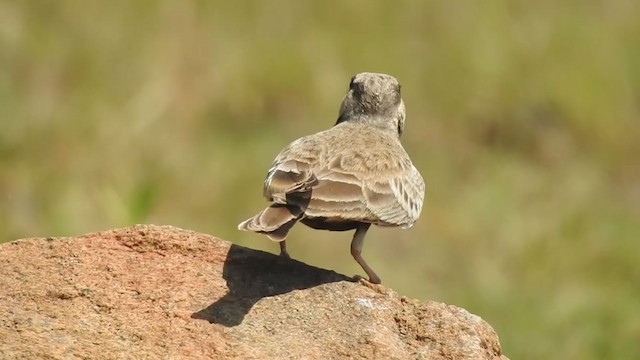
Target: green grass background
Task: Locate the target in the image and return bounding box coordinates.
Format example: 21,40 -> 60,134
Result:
1,1 -> 639,358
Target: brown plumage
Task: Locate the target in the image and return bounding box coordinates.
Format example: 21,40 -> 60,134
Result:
238,72 -> 425,284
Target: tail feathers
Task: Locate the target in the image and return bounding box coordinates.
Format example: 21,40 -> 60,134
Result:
237,204 -> 303,241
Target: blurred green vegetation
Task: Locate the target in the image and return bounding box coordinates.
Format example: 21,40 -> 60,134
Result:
1,1 -> 639,358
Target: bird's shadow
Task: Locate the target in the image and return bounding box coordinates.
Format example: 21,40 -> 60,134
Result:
191,244 -> 351,327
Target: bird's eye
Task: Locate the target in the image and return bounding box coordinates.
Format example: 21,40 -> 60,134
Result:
349,76 -> 356,90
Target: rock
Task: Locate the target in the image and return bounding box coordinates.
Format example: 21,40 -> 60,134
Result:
0,225 -> 508,360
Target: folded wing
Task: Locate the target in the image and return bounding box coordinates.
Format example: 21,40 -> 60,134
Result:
263,138 -> 425,228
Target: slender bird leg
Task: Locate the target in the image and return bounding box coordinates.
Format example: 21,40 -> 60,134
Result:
279,240 -> 290,258
350,223 -> 381,284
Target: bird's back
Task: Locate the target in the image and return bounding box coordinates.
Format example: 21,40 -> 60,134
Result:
263,121 -> 425,230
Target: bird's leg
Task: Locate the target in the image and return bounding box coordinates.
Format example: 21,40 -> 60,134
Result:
279,240 -> 290,258
350,223 -> 381,284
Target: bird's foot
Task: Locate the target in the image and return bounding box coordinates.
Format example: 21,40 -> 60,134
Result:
353,274 -> 382,286
354,276 -> 390,294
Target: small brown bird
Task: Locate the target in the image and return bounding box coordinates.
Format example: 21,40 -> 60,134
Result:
238,72 -> 425,284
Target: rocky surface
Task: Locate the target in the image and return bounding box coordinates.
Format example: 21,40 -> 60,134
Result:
0,224 -> 508,359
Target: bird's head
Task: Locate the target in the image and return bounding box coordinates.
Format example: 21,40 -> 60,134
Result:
336,72 -> 406,136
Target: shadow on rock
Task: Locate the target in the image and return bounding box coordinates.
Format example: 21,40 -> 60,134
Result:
192,244 -> 351,327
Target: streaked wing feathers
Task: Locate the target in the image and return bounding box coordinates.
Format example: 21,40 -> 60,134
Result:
263,160 -> 317,202
262,128 -> 425,227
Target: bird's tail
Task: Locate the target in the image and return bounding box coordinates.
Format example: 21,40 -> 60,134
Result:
237,204 -> 303,241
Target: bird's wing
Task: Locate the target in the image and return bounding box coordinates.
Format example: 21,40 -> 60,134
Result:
263,137 -> 320,203
318,149 -> 425,227
263,131 -> 425,227
361,163 -> 425,227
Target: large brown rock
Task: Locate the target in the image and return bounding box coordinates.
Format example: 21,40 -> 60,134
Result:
0,225 -> 508,359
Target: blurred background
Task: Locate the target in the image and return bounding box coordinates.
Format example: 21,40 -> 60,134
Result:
1,1 -> 639,358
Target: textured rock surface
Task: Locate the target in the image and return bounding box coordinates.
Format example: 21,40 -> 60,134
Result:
0,225 -> 508,360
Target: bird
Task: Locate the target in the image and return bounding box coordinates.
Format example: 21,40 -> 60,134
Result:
238,72 -> 425,284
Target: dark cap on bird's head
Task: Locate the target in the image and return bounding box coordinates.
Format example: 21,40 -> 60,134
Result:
336,72 -> 406,136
